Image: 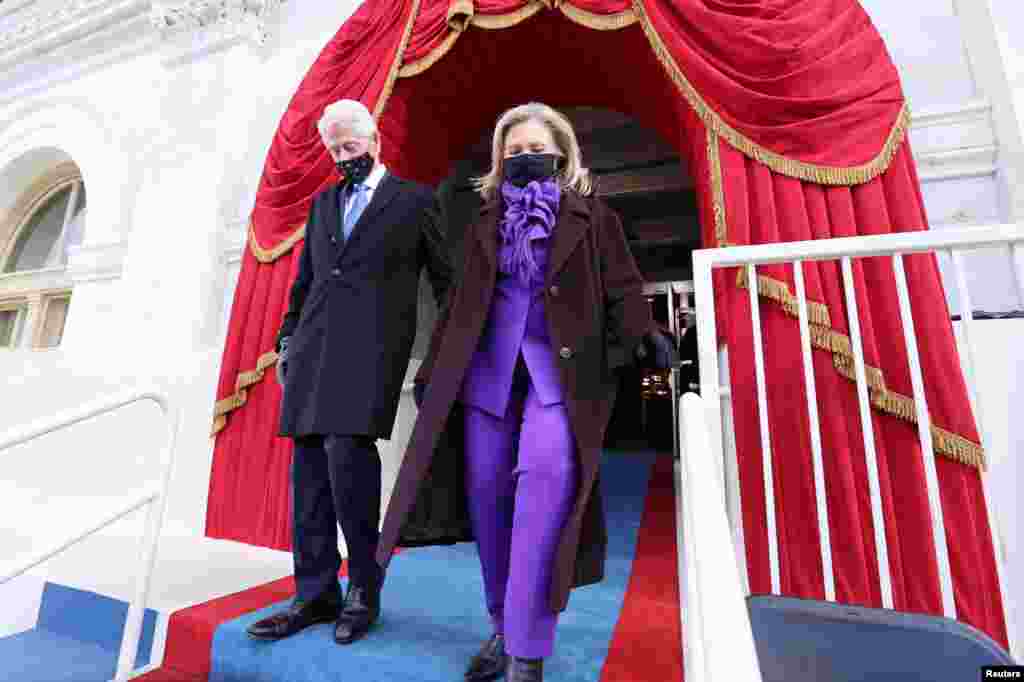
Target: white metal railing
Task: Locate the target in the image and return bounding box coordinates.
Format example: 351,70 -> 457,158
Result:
0,387 -> 180,682
676,392 -> 762,682
691,222 -> 1023,659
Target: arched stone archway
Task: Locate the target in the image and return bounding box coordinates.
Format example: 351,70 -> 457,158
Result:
207,0 -> 1008,650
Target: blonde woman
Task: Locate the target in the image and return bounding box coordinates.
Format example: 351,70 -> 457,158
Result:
376,103 -> 674,681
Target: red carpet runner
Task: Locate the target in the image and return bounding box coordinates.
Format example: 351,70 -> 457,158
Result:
138,455 -> 683,681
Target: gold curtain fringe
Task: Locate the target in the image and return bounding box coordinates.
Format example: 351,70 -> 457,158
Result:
559,4 -> 637,30
374,0 -> 424,120
399,31 -> 461,77
707,128 -> 728,247
447,0 -> 474,29
736,271 -> 985,469
400,1 -> 636,78
249,219 -> 306,263
736,267 -> 831,327
211,350 -> 280,435
472,2 -> 544,29
632,0 -> 910,186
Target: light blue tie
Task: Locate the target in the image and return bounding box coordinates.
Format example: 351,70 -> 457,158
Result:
342,183 -> 369,242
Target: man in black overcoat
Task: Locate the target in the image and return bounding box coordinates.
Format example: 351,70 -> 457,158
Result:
246,99 -> 452,645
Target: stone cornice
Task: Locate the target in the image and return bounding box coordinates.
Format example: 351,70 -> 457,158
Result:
0,0 -> 287,95
151,0 -> 286,47
0,0 -> 150,72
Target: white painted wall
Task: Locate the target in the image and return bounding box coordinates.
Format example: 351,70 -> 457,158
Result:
954,318 -> 1024,660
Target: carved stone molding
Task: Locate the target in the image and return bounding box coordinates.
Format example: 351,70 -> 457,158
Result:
150,0 -> 286,47
0,0 -> 150,71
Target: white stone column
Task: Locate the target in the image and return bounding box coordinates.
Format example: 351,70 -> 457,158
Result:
954,0 -> 1024,222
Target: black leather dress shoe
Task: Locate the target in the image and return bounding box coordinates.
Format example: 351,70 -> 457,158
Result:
334,579 -> 382,644
506,656 -> 543,682
246,592 -> 342,640
465,633 -> 508,681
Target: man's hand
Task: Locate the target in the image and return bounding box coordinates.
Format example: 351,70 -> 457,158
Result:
275,337 -> 291,386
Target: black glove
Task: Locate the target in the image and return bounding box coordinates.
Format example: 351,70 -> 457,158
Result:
634,330 -> 679,370
413,381 -> 426,409
275,336 -> 291,386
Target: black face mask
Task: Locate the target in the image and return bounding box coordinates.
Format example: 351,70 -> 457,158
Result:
336,152 -> 374,186
503,153 -> 562,187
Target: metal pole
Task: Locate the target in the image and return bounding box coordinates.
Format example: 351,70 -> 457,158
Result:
840,257 -> 894,609
114,403 -> 181,681
892,253 -> 956,619
949,249 -> 1018,658
793,261 -> 835,602
746,263 -> 780,594
667,284 -> 680,459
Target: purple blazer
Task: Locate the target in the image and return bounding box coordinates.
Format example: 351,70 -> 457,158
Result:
458,237 -> 564,418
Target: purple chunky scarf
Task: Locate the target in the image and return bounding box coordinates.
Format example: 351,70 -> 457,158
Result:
498,178 -> 560,285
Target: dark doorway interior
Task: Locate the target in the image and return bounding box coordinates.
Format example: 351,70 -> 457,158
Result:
414,106 -> 700,452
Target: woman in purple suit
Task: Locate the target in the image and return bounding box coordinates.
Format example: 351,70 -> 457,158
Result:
376,103 -> 674,682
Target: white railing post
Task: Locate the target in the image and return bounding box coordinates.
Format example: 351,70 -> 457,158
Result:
746,263 -> 780,595
892,253 -> 957,619
948,250 -> 1018,659
677,393 -> 762,682
114,400 -> 180,682
840,257 -> 894,609
692,252 -> 725,507
792,261 -> 835,602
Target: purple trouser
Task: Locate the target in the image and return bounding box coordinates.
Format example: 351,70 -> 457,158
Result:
463,356 -> 578,659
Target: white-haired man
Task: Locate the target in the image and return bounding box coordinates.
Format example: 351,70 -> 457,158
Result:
247,99 -> 452,645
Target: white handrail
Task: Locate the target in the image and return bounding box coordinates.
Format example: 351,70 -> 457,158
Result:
698,223 -> 1022,266
0,488 -> 158,584
691,222 -> 1023,657
677,392 -> 762,682
0,386 -> 180,682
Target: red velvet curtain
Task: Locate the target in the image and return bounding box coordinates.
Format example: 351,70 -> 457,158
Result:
205,0 -> 1007,650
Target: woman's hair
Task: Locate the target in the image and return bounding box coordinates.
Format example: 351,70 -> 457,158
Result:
473,102 -> 593,201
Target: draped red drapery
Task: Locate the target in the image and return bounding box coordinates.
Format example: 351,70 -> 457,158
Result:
206,0 -> 1008,649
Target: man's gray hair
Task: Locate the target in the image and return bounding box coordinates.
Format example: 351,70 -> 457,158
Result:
317,99 -> 377,142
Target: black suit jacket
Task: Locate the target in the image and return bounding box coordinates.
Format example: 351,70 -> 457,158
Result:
277,173 -> 452,438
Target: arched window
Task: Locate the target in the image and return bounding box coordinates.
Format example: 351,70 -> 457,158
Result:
0,157 -> 85,350
4,181 -> 86,274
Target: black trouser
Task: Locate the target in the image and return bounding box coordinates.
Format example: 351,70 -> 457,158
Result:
291,434 -> 383,602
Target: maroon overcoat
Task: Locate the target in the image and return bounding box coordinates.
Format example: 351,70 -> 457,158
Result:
375,189 -> 654,612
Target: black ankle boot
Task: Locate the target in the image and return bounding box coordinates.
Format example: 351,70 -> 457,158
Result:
465,633 -> 507,681
506,656 -> 543,682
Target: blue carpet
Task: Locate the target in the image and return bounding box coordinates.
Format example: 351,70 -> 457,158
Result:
210,451 -> 656,682
0,582 -> 158,681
